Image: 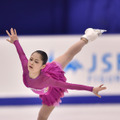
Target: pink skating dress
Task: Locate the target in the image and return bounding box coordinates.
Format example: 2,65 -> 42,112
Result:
14,40 -> 93,106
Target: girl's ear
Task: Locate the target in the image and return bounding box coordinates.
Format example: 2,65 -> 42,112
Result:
41,64 -> 46,69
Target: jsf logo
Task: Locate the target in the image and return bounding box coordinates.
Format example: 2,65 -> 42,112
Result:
88,53 -> 120,83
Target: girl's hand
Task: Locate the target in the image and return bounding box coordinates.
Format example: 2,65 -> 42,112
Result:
92,84 -> 106,98
6,28 -> 18,44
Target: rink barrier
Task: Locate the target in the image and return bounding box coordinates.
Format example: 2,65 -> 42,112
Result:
0,95 -> 120,106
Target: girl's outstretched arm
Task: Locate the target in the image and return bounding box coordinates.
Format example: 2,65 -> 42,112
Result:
43,77 -> 106,98
6,28 -> 28,71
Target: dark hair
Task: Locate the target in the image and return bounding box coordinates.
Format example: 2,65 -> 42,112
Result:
32,50 -> 48,65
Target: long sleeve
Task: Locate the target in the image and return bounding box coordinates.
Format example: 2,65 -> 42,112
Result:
13,40 -> 28,72
45,77 -> 93,92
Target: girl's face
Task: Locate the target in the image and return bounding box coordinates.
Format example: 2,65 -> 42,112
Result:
28,52 -> 45,74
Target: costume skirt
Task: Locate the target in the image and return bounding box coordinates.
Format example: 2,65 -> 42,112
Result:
40,62 -> 67,106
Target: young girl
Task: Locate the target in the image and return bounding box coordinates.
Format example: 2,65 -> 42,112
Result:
6,28 -> 106,120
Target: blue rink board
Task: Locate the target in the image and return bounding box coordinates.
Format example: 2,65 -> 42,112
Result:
0,95 -> 120,106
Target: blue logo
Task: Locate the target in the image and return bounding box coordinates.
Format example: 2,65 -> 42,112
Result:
89,53 -> 112,73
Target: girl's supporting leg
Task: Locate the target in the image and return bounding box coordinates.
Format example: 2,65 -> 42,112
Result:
53,38 -> 87,69
37,104 -> 55,120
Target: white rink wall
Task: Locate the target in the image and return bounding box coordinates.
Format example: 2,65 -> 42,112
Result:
0,35 -> 120,98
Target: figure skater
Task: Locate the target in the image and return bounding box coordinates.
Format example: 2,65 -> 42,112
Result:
6,28 -> 106,120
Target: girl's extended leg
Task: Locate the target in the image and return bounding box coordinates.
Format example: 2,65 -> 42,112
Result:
53,38 -> 87,69
37,104 -> 55,120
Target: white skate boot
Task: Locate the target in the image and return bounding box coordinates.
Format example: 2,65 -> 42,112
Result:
81,28 -> 107,43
